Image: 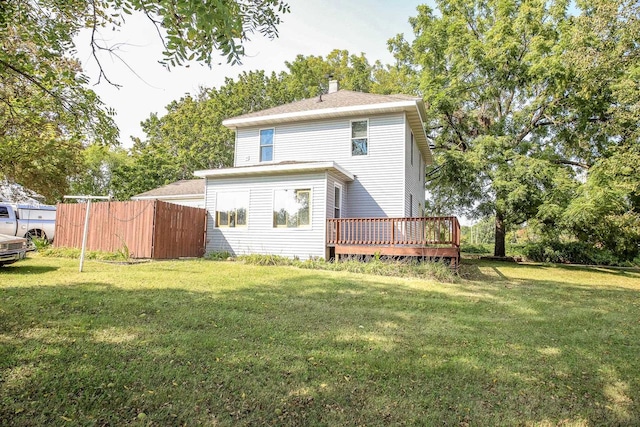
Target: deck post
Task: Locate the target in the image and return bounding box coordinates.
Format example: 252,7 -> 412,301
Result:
391,218 -> 395,246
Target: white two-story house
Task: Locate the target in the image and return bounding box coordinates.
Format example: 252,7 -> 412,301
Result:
195,82 -> 460,262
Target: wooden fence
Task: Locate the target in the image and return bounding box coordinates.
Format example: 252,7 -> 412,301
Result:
54,200 -> 206,259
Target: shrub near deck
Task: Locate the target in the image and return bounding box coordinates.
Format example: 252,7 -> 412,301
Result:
1,257 -> 639,425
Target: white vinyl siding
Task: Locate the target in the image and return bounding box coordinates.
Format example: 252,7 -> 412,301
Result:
234,114 -> 406,218
234,128 -> 258,165
405,119 -> 425,217
205,173 -> 327,259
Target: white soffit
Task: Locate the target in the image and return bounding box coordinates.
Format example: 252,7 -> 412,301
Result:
194,161 -> 355,182
222,101 -> 419,128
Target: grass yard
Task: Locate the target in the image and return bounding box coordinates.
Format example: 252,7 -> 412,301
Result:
1,256 -> 639,426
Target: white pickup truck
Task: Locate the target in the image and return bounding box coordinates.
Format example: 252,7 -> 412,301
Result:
0,203 -> 56,241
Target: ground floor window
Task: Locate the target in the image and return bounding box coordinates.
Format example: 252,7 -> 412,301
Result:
273,189 -> 311,228
409,193 -> 413,217
334,184 -> 342,218
216,192 -> 249,228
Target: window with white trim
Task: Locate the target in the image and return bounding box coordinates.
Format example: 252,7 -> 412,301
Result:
260,128 -> 274,162
273,189 -> 311,228
334,184 -> 342,218
351,120 -> 368,156
410,132 -> 414,166
409,194 -> 413,217
216,192 -> 249,228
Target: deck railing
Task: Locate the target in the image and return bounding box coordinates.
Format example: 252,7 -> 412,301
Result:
327,216 -> 460,247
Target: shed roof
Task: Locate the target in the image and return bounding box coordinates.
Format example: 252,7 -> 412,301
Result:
132,179 -> 204,199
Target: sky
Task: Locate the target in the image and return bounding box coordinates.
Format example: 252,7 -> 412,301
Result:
75,0 -> 431,147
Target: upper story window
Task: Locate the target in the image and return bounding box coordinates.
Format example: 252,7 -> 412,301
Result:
410,132 -> 414,166
216,192 -> 249,228
273,189 -> 311,228
351,120 -> 368,156
260,128 -> 274,162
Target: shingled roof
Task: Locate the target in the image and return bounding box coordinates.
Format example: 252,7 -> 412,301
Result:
223,90 -> 426,127
228,90 -> 419,120
132,179 -> 204,199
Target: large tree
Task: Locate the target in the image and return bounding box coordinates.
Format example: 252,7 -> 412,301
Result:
0,0 -> 289,201
282,49 -> 375,98
0,6 -> 117,201
389,0 -> 610,257
553,0 -> 640,260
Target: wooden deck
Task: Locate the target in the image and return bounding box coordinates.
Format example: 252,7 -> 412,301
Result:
327,216 -> 461,266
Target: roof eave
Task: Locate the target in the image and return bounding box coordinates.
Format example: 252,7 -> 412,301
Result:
222,100 -> 420,129
195,161 -> 354,182
404,98 -> 433,164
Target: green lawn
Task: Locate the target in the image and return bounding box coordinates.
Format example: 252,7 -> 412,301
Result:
1,256 -> 639,426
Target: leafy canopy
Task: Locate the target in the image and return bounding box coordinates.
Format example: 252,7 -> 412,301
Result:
0,0 -> 289,201
390,0 -> 576,256
381,0 -> 639,258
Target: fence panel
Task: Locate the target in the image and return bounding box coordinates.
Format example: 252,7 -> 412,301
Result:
152,201 -> 206,259
55,200 -> 206,259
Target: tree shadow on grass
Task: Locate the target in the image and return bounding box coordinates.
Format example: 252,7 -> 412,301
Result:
556,264 -> 640,277
0,272 -> 639,426
0,264 -> 59,275
460,259 -> 640,284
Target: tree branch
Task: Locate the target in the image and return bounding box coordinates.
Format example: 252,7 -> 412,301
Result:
534,116 -> 609,128
553,159 -> 591,169
444,112 -> 468,151
0,59 -> 75,113
140,3 -> 167,50
89,0 -> 121,87
515,104 -> 546,143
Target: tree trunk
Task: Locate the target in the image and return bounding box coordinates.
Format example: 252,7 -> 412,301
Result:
494,210 -> 506,257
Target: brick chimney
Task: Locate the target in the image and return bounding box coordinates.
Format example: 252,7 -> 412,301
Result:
328,79 -> 339,93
